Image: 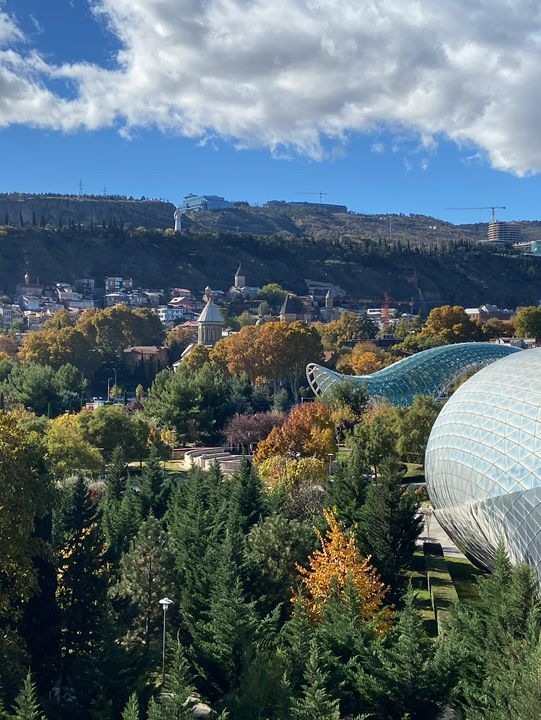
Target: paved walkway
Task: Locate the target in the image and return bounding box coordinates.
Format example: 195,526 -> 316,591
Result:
417,506 -> 465,558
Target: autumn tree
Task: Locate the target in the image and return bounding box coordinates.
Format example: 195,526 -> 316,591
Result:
213,321 -> 322,402
318,311 -> 377,351
421,305 -> 481,344
254,402 -> 337,464
514,305 -> 541,341
181,344 -> 211,371
295,509 -> 389,626
45,413 -> 103,478
337,342 -> 394,376
0,415 -> 51,689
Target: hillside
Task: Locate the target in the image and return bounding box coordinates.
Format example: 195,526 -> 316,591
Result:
0,193 -> 175,229
2,225 -> 541,308
2,194 -> 541,247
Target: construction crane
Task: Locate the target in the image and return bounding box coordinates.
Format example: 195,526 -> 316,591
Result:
295,191 -> 328,204
446,206 -> 506,223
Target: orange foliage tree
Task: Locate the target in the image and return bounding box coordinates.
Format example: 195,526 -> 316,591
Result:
294,509 -> 390,626
253,401 -> 337,464
211,320 -> 322,401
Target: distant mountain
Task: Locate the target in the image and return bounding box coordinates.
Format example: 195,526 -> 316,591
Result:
1,224 -> 541,309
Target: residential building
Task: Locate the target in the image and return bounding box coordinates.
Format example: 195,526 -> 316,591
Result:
486,221 -> 521,245
0,304 -> 23,328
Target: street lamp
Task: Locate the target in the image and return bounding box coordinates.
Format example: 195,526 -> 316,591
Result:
159,597 -> 173,685
327,453 -> 334,478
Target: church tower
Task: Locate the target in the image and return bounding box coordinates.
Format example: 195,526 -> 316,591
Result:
197,289 -> 224,346
234,263 -> 245,288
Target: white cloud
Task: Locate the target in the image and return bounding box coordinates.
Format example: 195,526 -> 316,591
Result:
371,142 -> 384,154
2,0 -> 541,174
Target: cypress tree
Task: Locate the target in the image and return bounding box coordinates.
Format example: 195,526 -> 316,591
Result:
167,467 -> 225,632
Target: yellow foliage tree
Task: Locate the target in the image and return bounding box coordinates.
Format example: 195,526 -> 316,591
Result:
339,342 -> 394,376
295,509 -> 390,628
45,413 -> 103,478
257,456 -> 327,490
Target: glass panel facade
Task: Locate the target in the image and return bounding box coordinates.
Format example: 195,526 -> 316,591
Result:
426,348 -> 541,577
307,342 -> 519,406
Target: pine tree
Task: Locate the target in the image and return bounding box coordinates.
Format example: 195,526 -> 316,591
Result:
377,587 -> 452,718
193,533 -> 255,700
228,458 -> 266,533
55,476 -> 108,691
358,458 -> 422,599
167,467 -> 227,632
11,672 -> 44,720
324,456 -> 370,528
116,515 -> 175,647
122,692 -> 140,720
101,445 -> 129,557
140,445 -> 167,519
147,642 -> 195,719
291,642 -> 340,720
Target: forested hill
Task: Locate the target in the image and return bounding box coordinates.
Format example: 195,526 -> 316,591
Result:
2,225 -> 541,308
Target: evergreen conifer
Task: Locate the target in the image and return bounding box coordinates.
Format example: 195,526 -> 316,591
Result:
358,458 -> 422,599
121,693 -> 140,720
11,673 -> 44,720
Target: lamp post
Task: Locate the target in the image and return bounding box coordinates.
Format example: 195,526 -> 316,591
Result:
159,597 -> 173,685
327,453 -> 334,479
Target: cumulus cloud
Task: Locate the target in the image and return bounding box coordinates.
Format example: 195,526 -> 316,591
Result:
2,0 -> 541,173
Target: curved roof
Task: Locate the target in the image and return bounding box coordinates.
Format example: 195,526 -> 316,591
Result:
426,348 -> 541,577
306,342 -> 521,406
198,298 -> 223,324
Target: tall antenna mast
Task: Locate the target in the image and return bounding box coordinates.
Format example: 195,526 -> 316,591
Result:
78,179 -> 83,196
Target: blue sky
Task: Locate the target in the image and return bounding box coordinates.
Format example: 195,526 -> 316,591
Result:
2,0 -> 541,225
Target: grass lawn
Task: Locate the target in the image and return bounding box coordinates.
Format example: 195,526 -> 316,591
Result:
407,551 -> 437,637
404,463 -> 425,481
444,554 -> 484,605
128,459 -> 189,480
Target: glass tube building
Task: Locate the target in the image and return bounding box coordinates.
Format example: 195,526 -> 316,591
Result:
426,348 -> 541,577
307,342 -> 520,406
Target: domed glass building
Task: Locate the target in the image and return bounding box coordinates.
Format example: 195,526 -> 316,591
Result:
426,348 -> 541,577
307,342 -> 519,406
